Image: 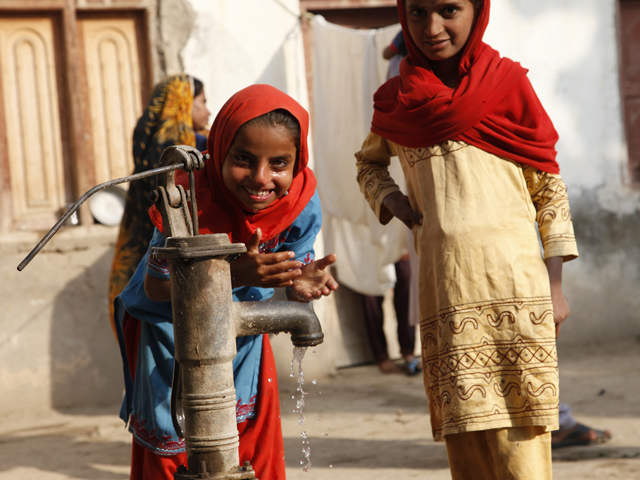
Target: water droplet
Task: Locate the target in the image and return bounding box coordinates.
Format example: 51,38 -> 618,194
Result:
268,378 -> 272,382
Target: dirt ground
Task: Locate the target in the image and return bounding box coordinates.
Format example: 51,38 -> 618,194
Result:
0,338 -> 639,480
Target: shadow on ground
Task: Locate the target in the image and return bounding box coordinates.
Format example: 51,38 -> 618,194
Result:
0,421 -> 130,479
284,436 -> 449,470
553,445 -> 640,462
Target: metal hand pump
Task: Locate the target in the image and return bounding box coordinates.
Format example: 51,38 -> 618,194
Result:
18,145 -> 324,480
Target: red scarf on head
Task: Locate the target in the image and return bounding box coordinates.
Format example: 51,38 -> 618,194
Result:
150,84 -> 316,244
372,0 -> 559,173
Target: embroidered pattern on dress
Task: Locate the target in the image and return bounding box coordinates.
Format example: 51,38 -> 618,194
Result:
420,296 -> 559,440
355,151 -> 398,223
401,141 -> 469,167
236,395 -> 257,423
147,255 -> 169,276
523,167 -> 576,256
130,415 -> 186,454
259,227 -> 292,254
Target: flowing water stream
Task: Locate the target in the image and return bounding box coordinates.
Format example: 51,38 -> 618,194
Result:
290,346 -> 311,471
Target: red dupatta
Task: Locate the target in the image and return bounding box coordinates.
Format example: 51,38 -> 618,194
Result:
372,0 -> 560,173
150,84 -> 316,244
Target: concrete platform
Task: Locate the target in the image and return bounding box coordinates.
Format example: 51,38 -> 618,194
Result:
0,338 -> 639,479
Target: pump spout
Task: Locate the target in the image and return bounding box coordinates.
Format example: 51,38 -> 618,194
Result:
234,301 -> 324,347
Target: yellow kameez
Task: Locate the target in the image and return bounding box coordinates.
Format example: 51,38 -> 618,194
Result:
356,132 -> 578,442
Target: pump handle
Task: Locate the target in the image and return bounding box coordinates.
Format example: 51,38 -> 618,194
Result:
17,146 -> 207,271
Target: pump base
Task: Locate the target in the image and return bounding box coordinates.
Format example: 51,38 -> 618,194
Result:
174,461 -> 257,480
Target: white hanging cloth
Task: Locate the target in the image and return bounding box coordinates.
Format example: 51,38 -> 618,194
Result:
311,16 -> 408,296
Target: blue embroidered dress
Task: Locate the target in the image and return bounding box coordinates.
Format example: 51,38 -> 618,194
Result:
115,192 -> 322,455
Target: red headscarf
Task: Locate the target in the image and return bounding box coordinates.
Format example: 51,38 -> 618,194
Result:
372,0 -> 560,173
150,84 -> 317,244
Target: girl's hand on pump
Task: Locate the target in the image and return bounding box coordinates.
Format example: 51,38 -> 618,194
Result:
383,191 -> 423,229
287,254 -> 339,302
230,228 -> 303,289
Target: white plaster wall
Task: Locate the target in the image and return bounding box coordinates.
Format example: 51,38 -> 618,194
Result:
182,0 -> 309,122
486,0 -> 629,196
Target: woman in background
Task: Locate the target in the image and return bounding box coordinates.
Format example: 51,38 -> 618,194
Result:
107,74 -> 210,336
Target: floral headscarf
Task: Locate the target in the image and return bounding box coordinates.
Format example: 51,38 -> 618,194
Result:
108,74 -> 196,335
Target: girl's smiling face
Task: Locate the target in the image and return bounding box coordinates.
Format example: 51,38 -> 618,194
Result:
222,123 -> 297,212
405,0 -> 475,63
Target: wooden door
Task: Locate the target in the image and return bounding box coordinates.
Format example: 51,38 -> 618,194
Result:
80,18 -> 143,185
621,0 -> 640,183
0,18 -> 66,230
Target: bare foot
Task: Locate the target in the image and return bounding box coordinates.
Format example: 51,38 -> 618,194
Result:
377,359 -> 403,374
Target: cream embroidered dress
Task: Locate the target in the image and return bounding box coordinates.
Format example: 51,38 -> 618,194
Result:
356,132 -> 578,441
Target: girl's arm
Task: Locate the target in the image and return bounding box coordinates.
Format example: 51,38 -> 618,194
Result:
145,194 -> 339,302
356,131 -> 420,226
144,228 -> 172,302
524,166 -> 579,338
545,256 -> 569,338
145,274 -> 171,301
144,228 -> 313,298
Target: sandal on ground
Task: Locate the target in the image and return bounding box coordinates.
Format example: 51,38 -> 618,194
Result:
552,423 -> 612,449
404,358 -> 422,376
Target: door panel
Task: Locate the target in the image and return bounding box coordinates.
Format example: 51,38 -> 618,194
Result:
621,1 -> 640,182
0,18 -> 66,227
81,18 -> 142,185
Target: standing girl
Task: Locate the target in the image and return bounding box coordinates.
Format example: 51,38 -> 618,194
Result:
115,84 -> 338,480
356,1 -> 578,478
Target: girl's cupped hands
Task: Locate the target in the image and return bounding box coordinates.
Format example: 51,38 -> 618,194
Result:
230,228 -> 339,302
286,253 -> 338,302
230,228 -> 303,289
